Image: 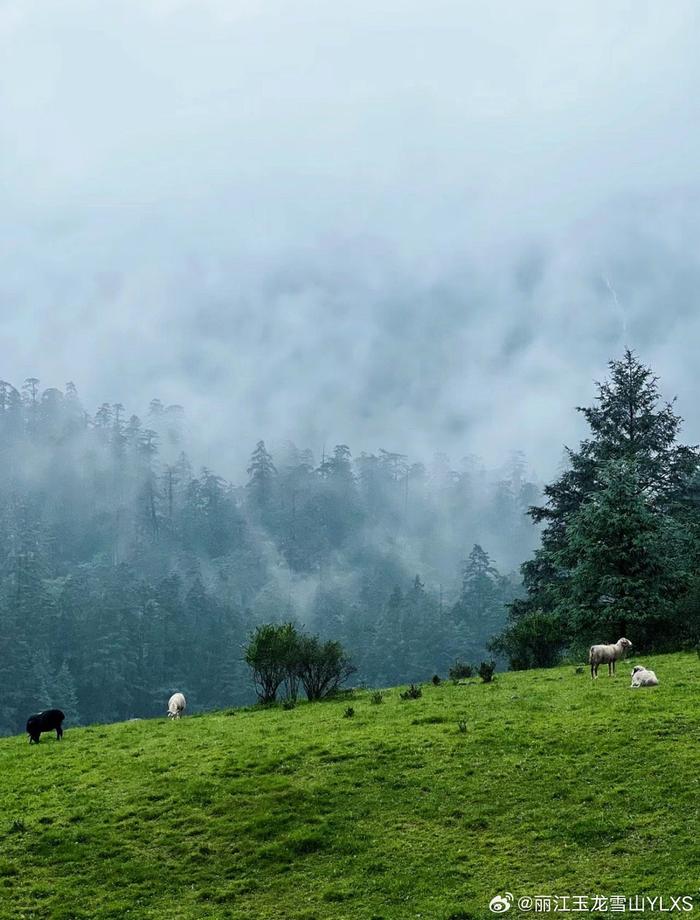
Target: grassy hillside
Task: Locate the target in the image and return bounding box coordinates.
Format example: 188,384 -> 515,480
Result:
0,653 -> 698,920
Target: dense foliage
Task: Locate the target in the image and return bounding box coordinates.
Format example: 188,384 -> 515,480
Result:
243,622 -> 355,703
0,379 -> 534,734
494,351 -> 700,667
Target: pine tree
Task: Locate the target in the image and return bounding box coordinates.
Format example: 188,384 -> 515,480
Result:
555,461 -> 689,646
498,352 -> 699,665
246,441 -> 277,511
451,545 -> 508,653
530,350 -> 698,545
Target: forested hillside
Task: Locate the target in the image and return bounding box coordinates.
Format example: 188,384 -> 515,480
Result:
0,379 -> 538,734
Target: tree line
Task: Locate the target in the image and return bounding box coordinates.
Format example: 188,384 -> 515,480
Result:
0,378 -> 528,734
4,350 -> 691,736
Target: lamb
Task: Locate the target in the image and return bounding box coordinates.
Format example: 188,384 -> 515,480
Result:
588,637 -> 632,678
630,665 -> 659,688
167,692 -> 186,719
26,709 -> 65,743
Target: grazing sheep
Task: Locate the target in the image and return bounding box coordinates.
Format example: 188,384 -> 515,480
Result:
167,692 -> 186,719
589,637 -> 632,678
26,709 -> 65,743
630,665 -> 659,688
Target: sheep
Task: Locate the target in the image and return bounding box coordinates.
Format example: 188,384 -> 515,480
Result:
167,692 -> 186,719
630,665 -> 659,688
589,637 -> 632,678
26,709 -> 65,743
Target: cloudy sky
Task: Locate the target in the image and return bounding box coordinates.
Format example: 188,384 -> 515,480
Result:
2,0 -> 700,479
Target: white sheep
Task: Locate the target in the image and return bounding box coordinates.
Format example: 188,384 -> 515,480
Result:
630,665 -> 659,688
167,692 -> 187,719
588,637 -> 632,678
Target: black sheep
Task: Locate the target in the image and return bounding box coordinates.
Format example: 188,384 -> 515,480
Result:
26,709 -> 65,743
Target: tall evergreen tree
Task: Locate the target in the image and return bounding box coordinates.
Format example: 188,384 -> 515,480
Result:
246,441 -> 277,512
555,460 -> 690,645
498,352 -> 699,666
453,544 -> 509,645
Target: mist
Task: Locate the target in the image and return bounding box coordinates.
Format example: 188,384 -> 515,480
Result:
2,1 -> 700,482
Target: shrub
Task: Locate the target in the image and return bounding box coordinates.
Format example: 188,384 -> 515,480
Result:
282,699 -> 296,711
296,635 -> 357,701
478,660 -> 496,683
343,707 -> 355,718
370,691 -> 383,705
490,609 -> 565,670
431,674 -> 441,685
244,622 -> 301,704
457,720 -> 468,733
449,661 -> 473,681
399,684 -> 422,701
244,623 -> 356,703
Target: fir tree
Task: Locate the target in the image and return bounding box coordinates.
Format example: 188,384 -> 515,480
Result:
498,352 -> 699,666
246,441 -> 277,511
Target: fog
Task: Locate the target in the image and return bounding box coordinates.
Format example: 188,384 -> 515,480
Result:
2,1 -> 700,479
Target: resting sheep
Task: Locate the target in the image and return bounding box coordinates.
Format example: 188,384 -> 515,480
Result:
589,637 -> 632,678
167,692 -> 186,719
630,665 -> 659,688
26,709 -> 65,743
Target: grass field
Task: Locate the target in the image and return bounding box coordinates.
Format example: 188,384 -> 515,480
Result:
0,653 -> 698,920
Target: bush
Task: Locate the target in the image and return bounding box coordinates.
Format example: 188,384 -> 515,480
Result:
399,684 -> 422,701
282,699 -> 296,711
478,661 -> 496,683
448,661 -> 473,681
296,635 -> 357,701
244,622 -> 301,704
343,707 -> 354,718
244,623 -> 356,703
490,609 -> 566,670
457,720 -> 468,734
431,674 -> 441,685
370,691 -> 383,705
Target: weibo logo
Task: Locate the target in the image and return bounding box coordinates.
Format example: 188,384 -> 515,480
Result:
489,893 -> 514,913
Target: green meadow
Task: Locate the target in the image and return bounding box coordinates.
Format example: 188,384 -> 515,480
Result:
0,653 -> 698,920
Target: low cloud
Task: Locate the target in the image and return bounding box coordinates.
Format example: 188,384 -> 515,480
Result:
2,0 -> 700,479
